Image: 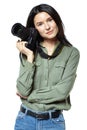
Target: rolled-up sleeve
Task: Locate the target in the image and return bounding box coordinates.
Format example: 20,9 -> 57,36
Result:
16,56 -> 35,97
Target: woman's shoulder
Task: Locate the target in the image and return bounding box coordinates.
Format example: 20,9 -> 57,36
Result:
63,45 -> 80,56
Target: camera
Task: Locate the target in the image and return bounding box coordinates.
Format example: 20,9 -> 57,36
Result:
11,23 -> 38,52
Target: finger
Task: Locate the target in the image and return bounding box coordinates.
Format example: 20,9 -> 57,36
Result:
16,41 -> 27,52
17,39 -> 21,42
16,41 -> 23,50
20,41 -> 28,48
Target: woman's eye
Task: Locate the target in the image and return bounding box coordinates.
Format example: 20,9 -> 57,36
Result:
48,18 -> 53,22
37,22 -> 43,26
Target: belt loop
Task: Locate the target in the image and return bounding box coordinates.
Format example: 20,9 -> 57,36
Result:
49,111 -> 52,119
21,104 -> 28,115
25,109 -> 28,115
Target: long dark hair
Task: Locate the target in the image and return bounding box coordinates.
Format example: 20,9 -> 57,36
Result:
26,4 -> 72,46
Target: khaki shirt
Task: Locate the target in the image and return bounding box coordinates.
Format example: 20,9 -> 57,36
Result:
16,42 -> 80,111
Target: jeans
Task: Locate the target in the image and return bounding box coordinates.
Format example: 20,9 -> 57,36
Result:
14,105 -> 65,130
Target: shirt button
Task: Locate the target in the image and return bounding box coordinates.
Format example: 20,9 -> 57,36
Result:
48,57 -> 50,60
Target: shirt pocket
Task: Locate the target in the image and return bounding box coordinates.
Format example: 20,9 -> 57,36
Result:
55,61 -> 66,77
55,61 -> 66,69
51,61 -> 66,84
35,61 -> 41,66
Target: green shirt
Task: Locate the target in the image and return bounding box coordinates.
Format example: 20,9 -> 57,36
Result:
16,42 -> 80,112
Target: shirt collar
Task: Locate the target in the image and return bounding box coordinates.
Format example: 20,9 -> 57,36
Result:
39,41 -> 60,54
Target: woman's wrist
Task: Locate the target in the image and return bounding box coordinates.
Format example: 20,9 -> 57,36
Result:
27,52 -> 34,63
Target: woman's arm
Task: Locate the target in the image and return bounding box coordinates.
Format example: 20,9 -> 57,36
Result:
28,47 -> 80,103
16,41 -> 35,97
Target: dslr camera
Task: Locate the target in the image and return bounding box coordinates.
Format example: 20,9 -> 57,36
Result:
11,23 -> 38,52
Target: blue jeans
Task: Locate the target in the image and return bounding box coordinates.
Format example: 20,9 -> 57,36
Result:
14,105 -> 65,130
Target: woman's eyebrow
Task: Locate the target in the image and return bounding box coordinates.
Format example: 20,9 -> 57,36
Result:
35,21 -> 43,26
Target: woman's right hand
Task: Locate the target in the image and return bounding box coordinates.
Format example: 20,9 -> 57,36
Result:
16,40 -> 34,63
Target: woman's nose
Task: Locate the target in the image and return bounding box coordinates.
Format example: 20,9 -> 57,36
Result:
45,23 -> 50,30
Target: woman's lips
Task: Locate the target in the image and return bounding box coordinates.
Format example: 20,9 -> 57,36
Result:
46,30 -> 53,35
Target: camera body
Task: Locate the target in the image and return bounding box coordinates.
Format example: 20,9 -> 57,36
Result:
11,23 -> 38,52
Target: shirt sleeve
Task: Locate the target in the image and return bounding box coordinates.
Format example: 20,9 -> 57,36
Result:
28,47 -> 80,104
16,55 -> 35,97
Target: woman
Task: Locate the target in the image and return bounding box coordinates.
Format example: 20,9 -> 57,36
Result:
14,4 -> 80,130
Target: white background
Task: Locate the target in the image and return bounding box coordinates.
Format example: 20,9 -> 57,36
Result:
0,0 -> 87,129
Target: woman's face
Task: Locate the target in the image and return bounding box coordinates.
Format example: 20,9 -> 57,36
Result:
34,12 -> 59,40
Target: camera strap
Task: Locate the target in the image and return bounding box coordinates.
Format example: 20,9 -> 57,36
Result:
37,42 -> 64,59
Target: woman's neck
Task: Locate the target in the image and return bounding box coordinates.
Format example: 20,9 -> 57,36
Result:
42,39 -> 58,55
42,38 -> 58,48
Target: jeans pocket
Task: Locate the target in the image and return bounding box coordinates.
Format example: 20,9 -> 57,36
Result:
17,111 -> 25,119
51,113 -> 65,130
14,111 -> 26,130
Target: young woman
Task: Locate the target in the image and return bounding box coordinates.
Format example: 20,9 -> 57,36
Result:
14,4 -> 80,130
